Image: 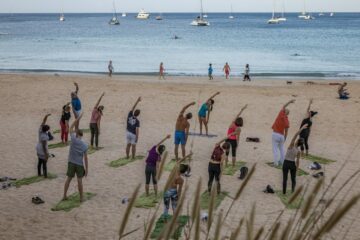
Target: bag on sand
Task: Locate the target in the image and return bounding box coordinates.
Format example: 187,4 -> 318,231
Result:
309,162 -> 321,170
263,185 -> 275,194
239,167 -> 248,180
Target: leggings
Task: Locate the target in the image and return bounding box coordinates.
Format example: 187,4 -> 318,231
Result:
208,162 -> 221,193
145,165 -> 157,185
226,139 -> 238,157
163,188 -> 178,215
90,123 -> 99,147
37,158 -> 47,178
60,121 -> 68,143
282,160 -> 297,194
300,134 -> 309,151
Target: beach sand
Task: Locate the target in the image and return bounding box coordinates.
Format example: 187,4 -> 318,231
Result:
0,73 -> 359,240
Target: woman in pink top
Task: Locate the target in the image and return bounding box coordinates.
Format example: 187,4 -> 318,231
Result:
226,104 -> 247,166
90,92 -> 105,149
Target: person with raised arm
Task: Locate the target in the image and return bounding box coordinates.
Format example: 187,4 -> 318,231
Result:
223,62 -> 231,79
36,114 -> 51,178
126,97 -> 141,159
198,92 -> 220,136
63,114 -> 88,202
271,99 -> 295,166
71,82 -> 82,129
174,102 -> 195,161
282,124 -> 308,195
226,104 -> 247,167
145,134 -> 171,196
89,92 -> 105,149
60,102 -> 71,144
208,135 -> 232,194
299,99 -> 318,156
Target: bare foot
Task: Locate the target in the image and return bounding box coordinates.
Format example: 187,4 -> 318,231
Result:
80,197 -> 84,203
62,196 -> 68,201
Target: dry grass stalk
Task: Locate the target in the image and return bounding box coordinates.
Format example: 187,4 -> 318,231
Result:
253,226 -> 264,240
288,186 -> 304,205
268,222 -> 280,240
143,207 -> 159,240
213,212 -> 223,240
163,164 -> 178,193
301,179 -> 323,219
119,183 -> 141,240
229,218 -> 244,240
246,203 -> 256,240
191,178 -> 202,222
194,203 -> 201,240
156,151 -> 168,181
279,219 -> 293,240
207,183 -> 217,233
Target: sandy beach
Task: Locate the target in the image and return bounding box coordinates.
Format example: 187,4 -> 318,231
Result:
0,73 -> 359,240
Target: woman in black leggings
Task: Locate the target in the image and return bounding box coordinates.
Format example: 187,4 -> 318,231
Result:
282,125 -> 307,194
299,99 -> 318,156
89,92 -> 105,149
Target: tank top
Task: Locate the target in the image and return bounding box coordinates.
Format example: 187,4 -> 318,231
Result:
227,123 -> 238,140
211,146 -> 224,163
285,147 -> 298,162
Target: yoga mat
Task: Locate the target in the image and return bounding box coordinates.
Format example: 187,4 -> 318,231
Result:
107,155 -> 145,168
275,190 -> 304,209
200,191 -> 228,210
51,192 -> 96,212
135,192 -> 163,209
48,142 -> 70,149
188,132 -> 218,138
223,161 -> 246,176
303,154 -> 336,164
14,173 -> 57,188
266,162 -> 309,176
87,147 -> 104,155
150,215 -> 189,239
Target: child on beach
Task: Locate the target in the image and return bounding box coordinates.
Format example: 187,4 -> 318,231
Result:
89,92 -> 105,149
198,92 -> 220,136
108,60 -> 114,77
243,64 -> 251,81
299,99 -> 318,156
126,97 -> 141,159
208,63 -> 213,80
159,62 -> 165,80
36,114 -> 51,178
223,62 -> 231,79
226,104 -> 247,167
145,135 -> 171,196
60,103 -> 71,144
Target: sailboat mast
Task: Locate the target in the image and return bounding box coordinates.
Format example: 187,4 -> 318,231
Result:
113,0 -> 117,18
200,0 -> 203,19
303,0 -> 306,15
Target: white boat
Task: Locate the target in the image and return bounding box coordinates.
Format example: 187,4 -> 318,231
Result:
59,13 -> 65,21
229,5 -> 234,19
268,0 -> 280,24
122,13 -> 126,17
318,12 -> 324,16
109,1 -> 120,25
298,0 -> 314,20
330,12 -> 334,17
203,14 -> 208,18
155,13 -> 163,20
191,0 -> 209,26
137,9 -> 150,19
277,0 -> 287,21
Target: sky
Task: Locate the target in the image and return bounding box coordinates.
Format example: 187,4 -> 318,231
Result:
0,0 -> 359,13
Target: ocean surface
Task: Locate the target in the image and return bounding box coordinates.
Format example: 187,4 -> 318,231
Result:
0,13 -> 359,78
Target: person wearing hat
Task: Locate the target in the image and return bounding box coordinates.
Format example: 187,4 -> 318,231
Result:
299,99 -> 318,156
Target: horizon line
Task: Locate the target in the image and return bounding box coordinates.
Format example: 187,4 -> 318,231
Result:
1,11 -> 359,14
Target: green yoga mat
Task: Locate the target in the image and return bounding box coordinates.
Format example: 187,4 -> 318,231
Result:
200,191 -> 229,210
52,128 -> 90,134
223,161 -> 246,176
51,192 -> 96,212
150,215 -> 189,239
303,154 -> 336,164
266,162 -> 309,176
165,159 -> 177,172
135,192 -> 163,209
275,190 -> 304,209
14,173 -> 57,188
87,147 -> 104,155
48,142 -> 70,149
107,155 -> 145,168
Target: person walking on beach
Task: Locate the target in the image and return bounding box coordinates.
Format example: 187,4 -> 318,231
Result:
208,136 -> 231,193
338,82 -> 350,99
145,134 -> 171,197
208,63 -> 214,80
243,64 -> 251,81
159,62 -> 165,80
63,114 -> 88,202
175,102 -> 195,161
60,103 -> 71,144
89,92 -> 105,149
272,100 -> 295,166
198,92 -> 220,136
299,99 -> 317,156
71,82 -> 82,128
36,113 -> 51,178
226,104 -> 247,167
108,60 -> 114,77
282,125 -> 307,195
223,62 -> 231,79
126,97 -> 141,159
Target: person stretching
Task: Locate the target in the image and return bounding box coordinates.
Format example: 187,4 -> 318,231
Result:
145,134 -> 171,196
126,97 -> 141,159
208,136 -> 232,193
272,99 -> 295,166
226,104 -> 247,167
63,114 -> 88,202
90,92 -> 105,149
299,99 -> 318,156
223,62 -> 231,79
282,125 -> 307,195
60,103 -> 71,144
36,114 -> 51,178
175,102 -> 195,161
71,82 -> 82,129
198,92 -> 220,136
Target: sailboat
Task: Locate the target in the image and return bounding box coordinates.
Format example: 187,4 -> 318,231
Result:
191,0 -> 210,26
229,5 -> 234,19
298,0 -> 314,20
109,0 -> 120,25
59,13 -> 65,21
156,13 -> 163,20
268,0 -> 279,24
277,0 -> 287,21
122,13 -> 127,17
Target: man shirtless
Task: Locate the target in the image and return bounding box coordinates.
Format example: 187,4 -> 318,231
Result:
174,102 -> 195,161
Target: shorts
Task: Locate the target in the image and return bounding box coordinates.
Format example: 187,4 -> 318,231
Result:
66,162 -> 85,178
174,131 -> 186,145
126,131 -> 137,145
74,109 -> 82,118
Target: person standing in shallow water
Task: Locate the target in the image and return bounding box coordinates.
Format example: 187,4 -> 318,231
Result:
108,60 -> 114,77
89,92 -> 105,149
126,97 -> 141,159
159,62 -> 165,80
36,113 -> 51,178
208,63 -> 213,80
223,62 -> 231,79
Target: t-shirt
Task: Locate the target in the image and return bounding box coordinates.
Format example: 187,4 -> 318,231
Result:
272,109 -> 289,135
90,109 -> 101,124
68,133 -> 88,166
146,146 -> 160,167
211,146 -> 224,162
61,111 -> 71,124
127,111 -> 140,135
36,126 -> 49,158
198,103 -> 208,118
71,97 -> 82,111
208,67 -> 213,74
245,67 -> 250,75
300,117 -> 312,138
285,147 -> 299,162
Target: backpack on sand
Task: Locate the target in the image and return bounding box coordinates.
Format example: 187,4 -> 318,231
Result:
239,166 -> 248,180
